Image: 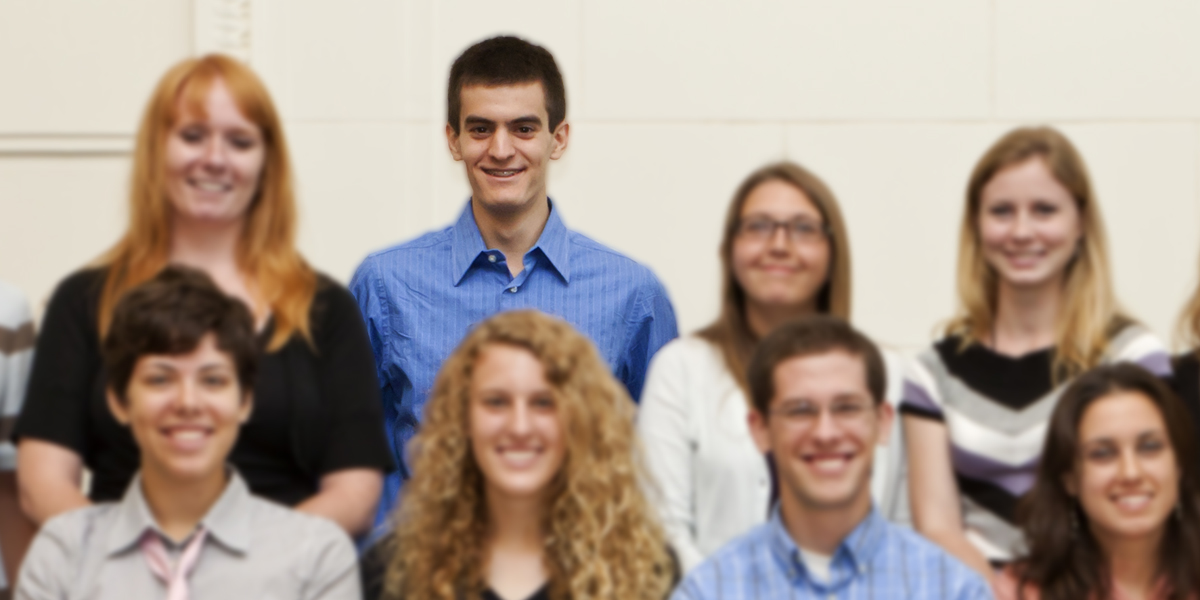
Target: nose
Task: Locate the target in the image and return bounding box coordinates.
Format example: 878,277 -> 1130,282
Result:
768,223 -> 791,253
1117,447 -> 1143,483
1011,208 -> 1034,240
488,129 -> 516,162
509,399 -> 533,435
174,379 -> 202,413
201,135 -> 228,170
811,406 -> 841,442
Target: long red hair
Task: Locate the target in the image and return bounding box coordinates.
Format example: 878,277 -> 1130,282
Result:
97,54 -> 315,350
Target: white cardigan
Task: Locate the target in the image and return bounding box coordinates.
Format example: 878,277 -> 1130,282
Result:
636,335 -> 909,574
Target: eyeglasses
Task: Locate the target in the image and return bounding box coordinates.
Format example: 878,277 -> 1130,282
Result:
768,399 -> 873,427
736,217 -> 829,244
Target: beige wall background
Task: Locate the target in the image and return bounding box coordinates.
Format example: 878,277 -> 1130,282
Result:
2,0 -> 1199,352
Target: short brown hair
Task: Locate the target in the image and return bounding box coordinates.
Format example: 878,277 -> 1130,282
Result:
746,315 -> 885,416
103,266 -> 258,403
446,36 -> 566,135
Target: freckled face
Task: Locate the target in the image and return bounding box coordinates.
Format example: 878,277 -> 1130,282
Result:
469,344 -> 566,503
978,158 -> 1083,291
1069,391 -> 1180,547
731,179 -> 831,314
165,78 -> 266,225
108,334 -> 252,484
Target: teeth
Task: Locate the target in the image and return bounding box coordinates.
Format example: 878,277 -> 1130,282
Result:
171,430 -> 206,441
488,170 -> 518,176
193,181 -> 229,192
502,449 -> 538,462
1115,494 -> 1151,510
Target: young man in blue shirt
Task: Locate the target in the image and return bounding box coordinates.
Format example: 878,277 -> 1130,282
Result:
673,316 -> 991,599
350,36 -> 678,526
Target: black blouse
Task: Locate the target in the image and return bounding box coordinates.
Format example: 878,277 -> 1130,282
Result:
1170,352 -> 1200,451
14,268 -> 393,505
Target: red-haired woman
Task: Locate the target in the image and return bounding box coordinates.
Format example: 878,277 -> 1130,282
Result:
14,54 -> 391,535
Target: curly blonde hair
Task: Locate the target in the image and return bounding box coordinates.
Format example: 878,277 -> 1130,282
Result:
383,310 -> 675,600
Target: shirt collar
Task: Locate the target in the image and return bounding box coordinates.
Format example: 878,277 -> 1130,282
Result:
105,469 -> 253,556
766,504 -> 888,583
450,199 -> 572,285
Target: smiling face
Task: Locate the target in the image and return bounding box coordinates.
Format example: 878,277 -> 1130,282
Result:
1069,390 -> 1180,548
978,157 -> 1083,291
446,82 -> 569,217
732,179 -> 831,315
469,343 -> 566,504
749,351 -> 892,517
108,334 -> 252,485
165,77 -> 266,226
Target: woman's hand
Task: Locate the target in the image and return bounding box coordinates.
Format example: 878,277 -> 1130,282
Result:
16,439 -> 90,525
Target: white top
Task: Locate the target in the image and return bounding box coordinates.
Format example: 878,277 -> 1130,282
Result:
797,547 -> 834,583
637,335 -> 909,574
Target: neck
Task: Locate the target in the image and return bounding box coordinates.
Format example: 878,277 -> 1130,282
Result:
779,491 -> 871,556
170,216 -> 243,272
485,490 -> 545,553
1103,531 -> 1164,598
472,197 -> 551,277
744,300 -> 818,339
991,278 -> 1063,355
140,465 -> 229,543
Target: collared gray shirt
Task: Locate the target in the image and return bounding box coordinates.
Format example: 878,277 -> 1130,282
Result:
16,471 -> 360,600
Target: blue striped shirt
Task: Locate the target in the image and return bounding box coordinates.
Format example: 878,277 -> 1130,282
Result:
672,507 -> 993,600
350,200 -> 678,525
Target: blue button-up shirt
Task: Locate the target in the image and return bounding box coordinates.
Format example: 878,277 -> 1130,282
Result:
350,200 -> 678,525
672,506 -> 993,600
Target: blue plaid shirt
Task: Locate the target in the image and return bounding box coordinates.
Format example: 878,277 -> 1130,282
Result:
672,506 -> 994,600
350,200 -> 678,526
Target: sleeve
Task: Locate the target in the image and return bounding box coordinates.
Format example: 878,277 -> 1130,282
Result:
12,271 -> 101,456
0,287 -> 35,471
301,519 -> 362,600
312,282 -> 395,475
14,517 -> 75,600
635,341 -> 705,572
622,274 -> 679,403
898,351 -> 946,422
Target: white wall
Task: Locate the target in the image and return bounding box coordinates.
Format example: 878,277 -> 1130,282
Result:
2,0 -> 1199,352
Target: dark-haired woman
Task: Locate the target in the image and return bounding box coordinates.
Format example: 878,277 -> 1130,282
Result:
635,161 -> 908,573
994,363 -> 1200,600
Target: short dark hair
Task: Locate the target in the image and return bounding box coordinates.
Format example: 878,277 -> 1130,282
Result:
446,35 -> 566,135
746,315 -> 886,416
103,266 -> 258,403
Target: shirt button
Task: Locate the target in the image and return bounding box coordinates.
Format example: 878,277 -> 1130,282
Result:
488,254 -> 497,263
509,287 -> 518,293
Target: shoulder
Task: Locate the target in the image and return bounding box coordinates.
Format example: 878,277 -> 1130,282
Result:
679,523 -> 772,586
248,496 -> 356,555
0,280 -> 31,326
49,267 -> 107,304
1106,323 -> 1171,375
358,228 -> 454,267
36,502 -> 118,549
566,231 -> 665,289
651,336 -> 723,370
310,273 -> 361,317
885,525 -> 989,584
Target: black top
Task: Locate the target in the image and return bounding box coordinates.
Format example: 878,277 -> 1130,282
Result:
935,336 -> 1056,411
1170,352 -> 1200,452
359,538 -> 548,600
14,268 -> 393,505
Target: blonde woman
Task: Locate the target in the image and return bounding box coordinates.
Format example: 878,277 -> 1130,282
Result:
361,310 -> 675,600
636,161 -> 908,573
901,126 -> 1170,578
14,55 -> 391,535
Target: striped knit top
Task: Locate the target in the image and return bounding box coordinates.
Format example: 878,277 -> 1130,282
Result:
900,324 -> 1171,561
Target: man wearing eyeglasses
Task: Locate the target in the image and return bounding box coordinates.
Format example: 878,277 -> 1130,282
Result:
672,316 -> 991,599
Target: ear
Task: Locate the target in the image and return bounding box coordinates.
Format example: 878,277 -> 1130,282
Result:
874,401 -> 896,448
237,392 -> 254,425
446,123 -> 464,161
1062,471 -> 1079,498
549,121 -> 569,160
107,389 -> 131,426
748,408 -> 771,455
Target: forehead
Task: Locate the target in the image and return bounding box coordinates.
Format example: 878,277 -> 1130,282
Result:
771,351 -> 868,402
981,157 -> 1073,203
172,76 -> 257,129
459,81 -> 548,123
741,179 -> 821,219
1079,391 -> 1168,442
470,343 -> 548,387
134,335 -> 234,372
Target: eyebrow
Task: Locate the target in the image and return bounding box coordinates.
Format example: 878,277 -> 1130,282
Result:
462,114 -> 543,127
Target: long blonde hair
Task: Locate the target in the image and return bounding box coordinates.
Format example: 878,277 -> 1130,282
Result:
698,161 -> 852,390
97,54 -> 315,351
947,126 -> 1127,377
384,310 -> 675,600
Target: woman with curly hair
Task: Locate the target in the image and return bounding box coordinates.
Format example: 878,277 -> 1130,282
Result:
361,310 -> 676,600
995,363 -> 1200,600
